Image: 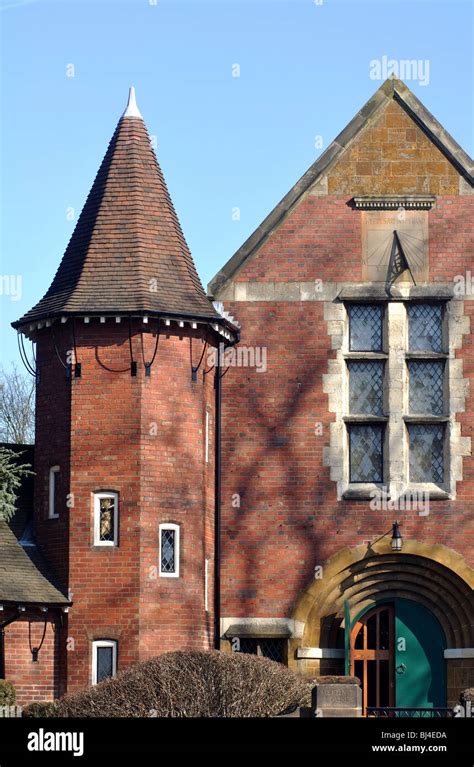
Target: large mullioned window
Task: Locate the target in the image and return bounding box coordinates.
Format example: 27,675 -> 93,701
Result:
345,302 -> 446,490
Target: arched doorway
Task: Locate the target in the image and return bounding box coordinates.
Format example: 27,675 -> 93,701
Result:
350,599 -> 446,713
291,540 -> 474,709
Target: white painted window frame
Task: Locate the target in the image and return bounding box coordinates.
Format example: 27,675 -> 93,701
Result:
159,522 -> 180,578
48,466 -> 60,519
205,410 -> 210,464
91,639 -> 117,685
93,491 -> 119,547
205,556 -> 210,612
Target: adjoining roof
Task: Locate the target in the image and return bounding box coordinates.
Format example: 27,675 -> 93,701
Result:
13,88 -> 220,330
208,78 -> 474,297
0,521 -> 69,606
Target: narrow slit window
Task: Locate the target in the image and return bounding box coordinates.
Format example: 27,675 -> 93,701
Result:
159,523 -> 180,578
205,411 -> 210,464
93,492 -> 118,546
205,557 -> 210,612
48,466 -> 60,519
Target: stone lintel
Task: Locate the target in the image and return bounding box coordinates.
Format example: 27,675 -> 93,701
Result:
220,617 -> 304,639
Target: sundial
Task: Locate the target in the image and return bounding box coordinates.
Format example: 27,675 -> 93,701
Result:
361,211 -> 429,284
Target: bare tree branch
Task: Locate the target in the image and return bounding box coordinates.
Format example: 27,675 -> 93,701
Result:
0,364 -> 35,444
0,447 -> 34,521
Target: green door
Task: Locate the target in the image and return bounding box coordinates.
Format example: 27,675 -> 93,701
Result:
394,598 -> 446,708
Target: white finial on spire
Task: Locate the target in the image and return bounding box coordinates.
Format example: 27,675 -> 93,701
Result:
122,86 -> 143,119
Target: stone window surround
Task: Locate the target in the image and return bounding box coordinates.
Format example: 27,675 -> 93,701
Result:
323,287 -> 471,501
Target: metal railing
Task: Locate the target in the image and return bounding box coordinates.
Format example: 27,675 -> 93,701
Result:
367,707 -> 454,718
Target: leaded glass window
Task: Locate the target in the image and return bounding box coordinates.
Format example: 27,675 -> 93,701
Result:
349,425 -> 383,483
235,638 -> 284,663
409,424 -> 444,483
94,492 -> 118,546
99,498 -> 115,542
349,304 -> 383,351
161,530 -> 175,573
408,304 -> 443,352
409,361 -> 444,415
349,361 -> 384,415
159,524 -> 180,577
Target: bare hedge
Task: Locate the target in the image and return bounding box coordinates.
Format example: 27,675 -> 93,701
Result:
0,680 -> 16,707
44,650 -> 311,718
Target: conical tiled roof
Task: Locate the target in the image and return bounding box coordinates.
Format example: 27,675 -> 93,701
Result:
13,89 -> 220,328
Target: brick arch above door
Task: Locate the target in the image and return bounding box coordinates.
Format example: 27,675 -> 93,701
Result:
291,539 -> 474,652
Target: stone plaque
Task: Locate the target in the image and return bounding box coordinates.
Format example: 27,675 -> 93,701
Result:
361,210 -> 429,284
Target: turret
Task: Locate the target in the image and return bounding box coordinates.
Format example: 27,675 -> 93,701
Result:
13,88 -> 238,692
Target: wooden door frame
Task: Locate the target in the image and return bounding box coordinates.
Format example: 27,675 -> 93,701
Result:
350,604 -> 395,713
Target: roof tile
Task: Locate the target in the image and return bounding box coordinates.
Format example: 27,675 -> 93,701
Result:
14,105 -> 219,327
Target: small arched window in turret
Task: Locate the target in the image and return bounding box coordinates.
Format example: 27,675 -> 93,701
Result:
93,491 -> 119,547
159,523 -> 180,578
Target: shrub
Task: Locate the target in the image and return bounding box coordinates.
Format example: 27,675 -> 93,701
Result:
55,650 -> 311,718
0,680 -> 16,706
22,701 -> 60,718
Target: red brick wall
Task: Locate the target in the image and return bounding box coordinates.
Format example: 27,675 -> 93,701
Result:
4,611 -> 60,706
219,192 -> 474,619
65,322 -> 142,691
33,320 -> 216,695
138,328 -> 215,657
234,196 -> 361,284
34,326 -> 71,588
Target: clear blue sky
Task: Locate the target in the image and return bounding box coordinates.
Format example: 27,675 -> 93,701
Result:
1,0 -> 473,370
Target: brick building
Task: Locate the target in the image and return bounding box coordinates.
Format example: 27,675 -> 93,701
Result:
2,79 -> 473,713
